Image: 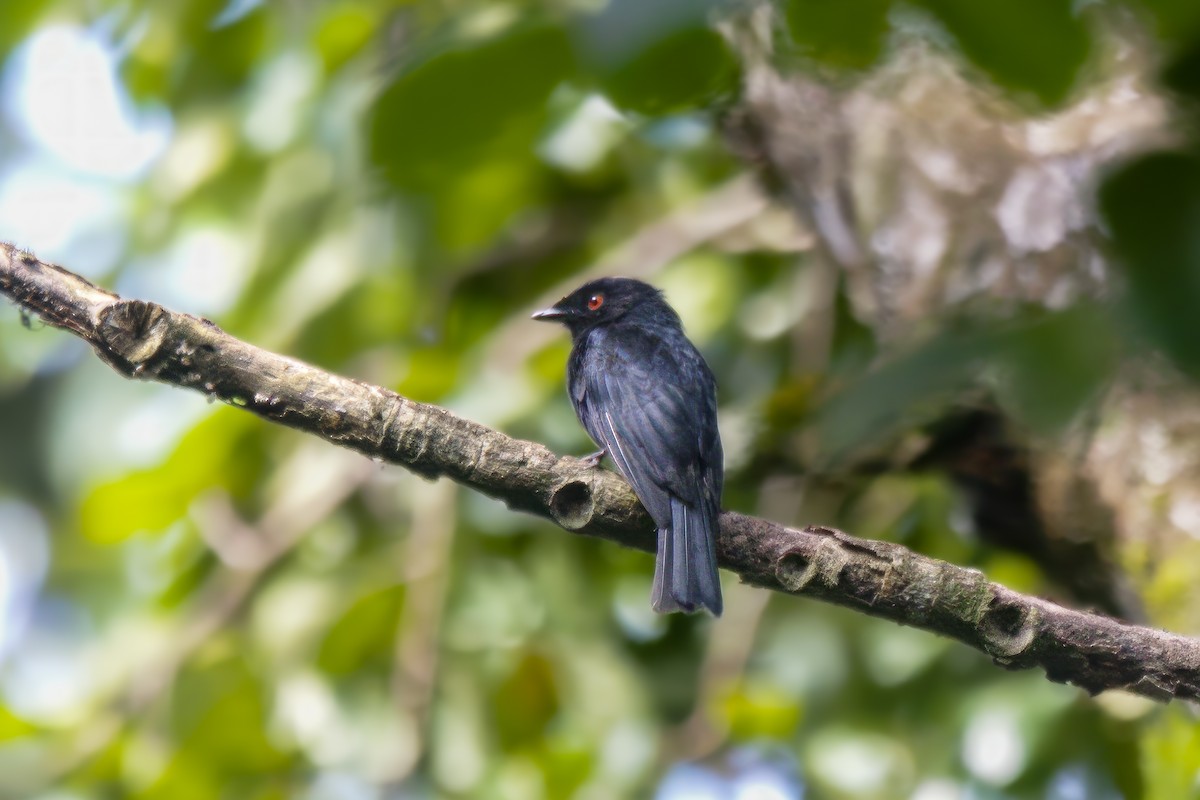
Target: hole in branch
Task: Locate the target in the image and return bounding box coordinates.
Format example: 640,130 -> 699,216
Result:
550,479 -> 594,530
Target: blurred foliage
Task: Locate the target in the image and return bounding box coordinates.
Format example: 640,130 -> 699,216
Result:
913,0 -> 1092,106
783,0 -> 893,70
0,0 -> 1198,798
1101,153 -> 1200,379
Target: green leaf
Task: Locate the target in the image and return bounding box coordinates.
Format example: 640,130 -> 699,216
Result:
396,344 -> 463,401
492,652 -> 560,749
1100,151 -> 1200,379
0,0 -> 44,64
312,1 -> 378,74
572,0 -> 737,114
431,154 -> 545,253
137,654 -> 288,799
720,680 -> 803,740
79,409 -> 257,543
542,739 -> 594,799
783,0 -> 893,70
174,0 -> 271,102
914,0 -> 1091,106
991,306 -> 1119,434
815,331 -> 987,458
0,705 -> 36,743
1129,0 -> 1200,45
590,26 -> 739,115
369,22 -> 574,192
1163,37 -> 1200,100
316,584 -> 406,676
1142,707 -> 1200,800
133,756 -> 217,800
176,655 -> 286,769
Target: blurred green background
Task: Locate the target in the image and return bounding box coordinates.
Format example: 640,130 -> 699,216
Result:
1,0 -> 1200,798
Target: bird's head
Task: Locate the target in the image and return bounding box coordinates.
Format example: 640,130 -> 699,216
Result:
531,277 -> 679,337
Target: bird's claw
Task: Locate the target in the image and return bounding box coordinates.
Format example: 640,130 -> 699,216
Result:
581,449 -> 607,468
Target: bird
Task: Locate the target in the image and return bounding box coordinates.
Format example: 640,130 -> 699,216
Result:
532,277 -> 724,616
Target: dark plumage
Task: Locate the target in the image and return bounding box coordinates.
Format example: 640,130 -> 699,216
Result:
532,277 -> 724,616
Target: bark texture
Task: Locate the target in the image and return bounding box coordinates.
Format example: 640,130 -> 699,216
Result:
3,242 -> 1199,703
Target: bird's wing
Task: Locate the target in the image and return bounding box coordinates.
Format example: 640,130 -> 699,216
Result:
575,328 -> 720,528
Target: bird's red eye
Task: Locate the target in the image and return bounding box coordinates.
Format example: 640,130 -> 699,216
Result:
587,294 -> 604,311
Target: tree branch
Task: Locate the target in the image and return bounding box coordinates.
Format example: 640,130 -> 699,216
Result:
2,243 -> 1198,703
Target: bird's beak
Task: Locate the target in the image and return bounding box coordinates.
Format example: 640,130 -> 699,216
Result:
531,306 -> 567,321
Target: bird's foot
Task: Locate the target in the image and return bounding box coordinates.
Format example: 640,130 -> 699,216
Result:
580,449 -> 607,468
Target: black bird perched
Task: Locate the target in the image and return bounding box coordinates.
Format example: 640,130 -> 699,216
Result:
533,277 -> 724,616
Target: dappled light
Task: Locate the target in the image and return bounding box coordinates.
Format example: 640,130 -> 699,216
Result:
1,0 -> 1200,798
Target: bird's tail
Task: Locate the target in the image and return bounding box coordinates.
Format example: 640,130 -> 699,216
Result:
651,497 -> 723,616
